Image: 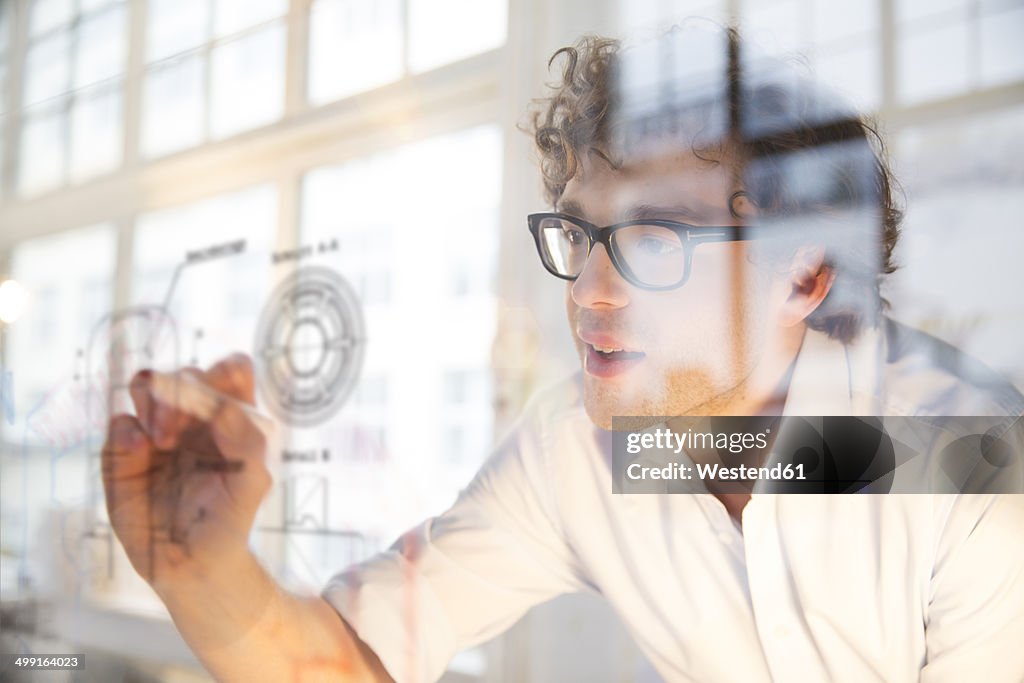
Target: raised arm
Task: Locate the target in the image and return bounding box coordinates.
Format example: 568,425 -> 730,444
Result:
101,354 -> 392,682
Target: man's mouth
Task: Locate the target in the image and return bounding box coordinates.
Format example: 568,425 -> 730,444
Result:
583,341 -> 646,378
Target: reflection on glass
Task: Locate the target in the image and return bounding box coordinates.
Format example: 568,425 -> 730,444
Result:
307,0 -> 403,104
18,109 -> 65,195
69,88 -> 122,182
897,21 -> 969,104
132,185 -> 277,366
29,0 -> 74,37
141,55 -> 204,157
816,43 -> 880,111
73,4 -> 127,89
213,0 -> 286,37
407,0 -> 507,72
888,105 -> 1024,390
146,0 -> 210,62
24,30 -> 71,105
210,23 -> 285,139
810,0 -> 877,44
5,224 -> 116,444
979,5 -> 1024,87
301,124 -> 502,540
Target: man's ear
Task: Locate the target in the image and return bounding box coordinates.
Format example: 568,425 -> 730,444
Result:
777,245 -> 835,327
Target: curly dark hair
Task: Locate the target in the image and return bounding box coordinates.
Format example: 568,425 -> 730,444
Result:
527,27 -> 903,344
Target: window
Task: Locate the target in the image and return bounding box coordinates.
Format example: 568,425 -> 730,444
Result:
307,0 -> 508,104
18,0 -> 127,195
141,0 -> 287,157
740,0 -> 880,111
895,0 -> 1024,105
132,184 -> 278,366
301,123 -> 503,539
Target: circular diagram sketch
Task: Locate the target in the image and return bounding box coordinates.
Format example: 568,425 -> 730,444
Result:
255,267 -> 365,427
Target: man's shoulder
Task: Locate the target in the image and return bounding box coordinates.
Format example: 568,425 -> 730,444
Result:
881,317 -> 1024,417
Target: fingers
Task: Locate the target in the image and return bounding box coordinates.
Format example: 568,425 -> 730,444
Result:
204,353 -> 256,405
129,367 -> 204,450
102,413 -> 151,483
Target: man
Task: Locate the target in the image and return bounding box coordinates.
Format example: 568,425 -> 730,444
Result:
102,26 -> 1024,682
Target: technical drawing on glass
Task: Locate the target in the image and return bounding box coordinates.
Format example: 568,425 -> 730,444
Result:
255,267 -> 365,427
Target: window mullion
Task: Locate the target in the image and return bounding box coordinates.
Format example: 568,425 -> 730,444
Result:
122,0 -> 146,167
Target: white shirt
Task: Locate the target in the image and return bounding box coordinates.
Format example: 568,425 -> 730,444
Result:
323,320 -> 1024,682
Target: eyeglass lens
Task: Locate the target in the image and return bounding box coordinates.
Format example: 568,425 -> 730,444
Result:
537,216 -> 687,288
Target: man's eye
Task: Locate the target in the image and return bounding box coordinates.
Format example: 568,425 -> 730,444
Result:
565,228 -> 588,246
635,236 -> 681,255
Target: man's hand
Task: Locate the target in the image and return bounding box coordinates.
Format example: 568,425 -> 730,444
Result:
100,354 -> 392,682
102,353 -> 271,593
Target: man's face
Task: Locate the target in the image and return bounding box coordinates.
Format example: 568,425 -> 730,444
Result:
561,150 -> 783,429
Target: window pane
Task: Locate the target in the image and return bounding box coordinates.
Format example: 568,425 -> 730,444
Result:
18,109 -> 66,195
81,0 -> 122,10
816,42 -> 881,111
980,5 -> 1024,87
142,55 -> 205,157
301,125 -> 502,539
146,0 -> 210,62
307,0 -> 403,104
213,0 -> 286,37
30,0 -> 74,37
408,0 -> 507,72
811,0 -> 878,45
132,185 -> 277,362
70,87 -> 122,182
741,0 -> 806,55
897,21 -> 970,105
6,224 -> 117,445
73,4 -> 127,89
1,224 -> 116,602
0,2 -> 10,54
210,23 -> 284,138
24,30 -> 71,105
896,0 -> 968,23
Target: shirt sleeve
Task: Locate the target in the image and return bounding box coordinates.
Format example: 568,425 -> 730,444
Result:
922,494 -> 1024,682
321,412 -> 587,683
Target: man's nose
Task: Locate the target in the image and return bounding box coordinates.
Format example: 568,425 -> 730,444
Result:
571,244 -> 630,309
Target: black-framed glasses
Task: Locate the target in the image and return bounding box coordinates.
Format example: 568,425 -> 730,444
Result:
527,212 -> 754,290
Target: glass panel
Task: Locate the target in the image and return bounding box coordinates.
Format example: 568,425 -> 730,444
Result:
741,0 -> 806,55
815,41 -> 881,111
888,106 -> 1024,389
213,0 -> 286,37
141,55 -> 205,157
69,87 -> 122,182
811,0 -> 878,45
979,5 -> 1024,87
18,109 -> 66,195
897,21 -> 970,105
132,185 -> 277,364
301,125 -> 502,540
5,224 -> 117,444
0,2 -> 10,54
30,0 -> 74,37
146,0 -> 210,63
1,224 -> 116,602
896,0 -> 968,23
407,0 -> 507,72
80,0 -> 122,11
73,4 -> 127,88
209,23 -> 284,138
24,30 -> 71,105
307,0 -> 403,104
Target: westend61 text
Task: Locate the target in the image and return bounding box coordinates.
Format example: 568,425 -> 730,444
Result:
626,462 -> 806,482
